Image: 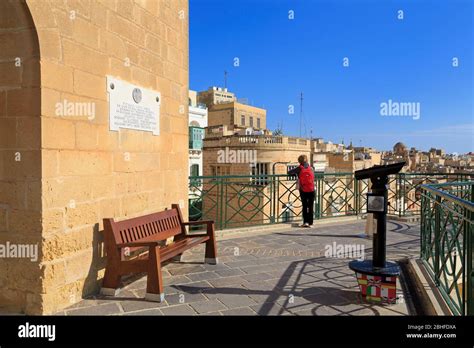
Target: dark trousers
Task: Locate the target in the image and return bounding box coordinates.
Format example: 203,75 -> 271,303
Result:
300,190 -> 315,225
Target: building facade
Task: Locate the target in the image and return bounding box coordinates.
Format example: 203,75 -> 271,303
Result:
207,101 -> 267,130
197,86 -> 236,107
188,90 -> 207,178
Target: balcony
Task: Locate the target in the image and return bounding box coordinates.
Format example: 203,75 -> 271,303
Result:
203,135 -> 310,150
60,172 -> 473,316
186,172 -> 473,315
189,126 -> 205,150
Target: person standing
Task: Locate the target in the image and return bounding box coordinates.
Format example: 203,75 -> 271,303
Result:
288,155 -> 315,227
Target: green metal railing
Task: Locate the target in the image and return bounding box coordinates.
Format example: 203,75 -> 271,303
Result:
188,172 -> 473,230
420,181 -> 474,315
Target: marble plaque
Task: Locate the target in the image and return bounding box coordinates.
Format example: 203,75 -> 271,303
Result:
107,76 -> 160,135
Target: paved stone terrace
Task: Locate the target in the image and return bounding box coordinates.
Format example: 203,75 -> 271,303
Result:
59,220 -> 420,316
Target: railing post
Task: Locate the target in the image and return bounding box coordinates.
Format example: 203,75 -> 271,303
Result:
219,177 -> 224,230
270,175 -> 275,224
467,185 -> 474,315
420,191 -> 425,259
398,173 -> 403,217
355,175 -> 359,215
278,175 -> 282,223
320,175 -> 324,219
315,175 -> 321,219
434,195 -> 441,286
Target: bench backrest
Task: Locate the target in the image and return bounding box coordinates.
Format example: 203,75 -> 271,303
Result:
104,205 -> 185,246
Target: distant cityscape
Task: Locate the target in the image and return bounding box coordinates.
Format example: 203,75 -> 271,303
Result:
189,86 -> 474,179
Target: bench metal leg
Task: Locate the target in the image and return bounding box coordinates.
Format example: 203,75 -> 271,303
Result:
146,245 -> 164,302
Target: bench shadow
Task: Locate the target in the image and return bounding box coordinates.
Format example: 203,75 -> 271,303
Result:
81,223 -> 106,300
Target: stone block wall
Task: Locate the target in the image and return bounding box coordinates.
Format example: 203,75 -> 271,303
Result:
0,0 -> 189,314
0,0 -> 43,314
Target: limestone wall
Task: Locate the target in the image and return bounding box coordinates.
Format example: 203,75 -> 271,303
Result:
0,0 -> 43,314
0,0 -> 189,314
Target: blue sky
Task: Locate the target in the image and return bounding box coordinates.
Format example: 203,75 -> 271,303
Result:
189,0 -> 473,153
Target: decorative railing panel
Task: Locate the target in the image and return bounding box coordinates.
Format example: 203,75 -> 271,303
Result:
420,181 -> 473,315
189,172 -> 473,230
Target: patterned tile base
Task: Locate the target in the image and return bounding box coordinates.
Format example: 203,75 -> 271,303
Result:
355,272 -> 398,304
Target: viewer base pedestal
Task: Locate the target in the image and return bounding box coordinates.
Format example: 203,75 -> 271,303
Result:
349,260 -> 400,304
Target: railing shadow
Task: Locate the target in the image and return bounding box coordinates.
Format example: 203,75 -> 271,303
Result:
177,248 -> 413,316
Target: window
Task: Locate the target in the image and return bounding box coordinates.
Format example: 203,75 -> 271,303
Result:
249,116 -> 254,128
257,118 -> 261,129
212,165 -> 231,176
190,164 -> 199,177
251,163 -> 269,186
189,126 -> 204,150
190,164 -> 201,186
286,164 -> 300,180
241,115 -> 245,126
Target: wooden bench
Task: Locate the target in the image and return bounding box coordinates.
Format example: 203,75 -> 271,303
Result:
101,204 -> 217,302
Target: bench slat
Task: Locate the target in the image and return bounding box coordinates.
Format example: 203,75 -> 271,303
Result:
112,210 -> 182,245
160,236 -> 209,262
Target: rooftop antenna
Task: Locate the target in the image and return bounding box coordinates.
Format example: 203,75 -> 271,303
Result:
299,92 -> 303,138
224,70 -> 228,89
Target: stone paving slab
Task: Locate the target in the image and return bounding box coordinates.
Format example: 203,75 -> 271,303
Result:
190,299 -> 227,314
60,220 -> 419,316
125,308 -> 163,316
120,299 -> 167,313
159,304 -> 197,316
220,307 -> 256,315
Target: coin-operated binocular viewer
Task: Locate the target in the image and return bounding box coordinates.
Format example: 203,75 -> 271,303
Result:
349,162 -> 405,303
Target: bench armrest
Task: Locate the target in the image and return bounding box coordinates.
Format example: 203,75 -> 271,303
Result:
116,241 -> 161,248
182,220 -> 214,226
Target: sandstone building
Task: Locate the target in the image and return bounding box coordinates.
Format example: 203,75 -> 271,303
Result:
197,88 -> 383,227
0,0 -> 189,314
197,86 -> 235,107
